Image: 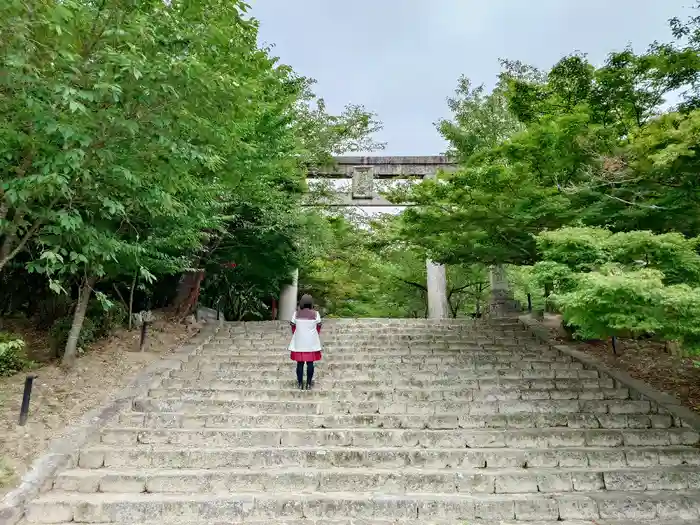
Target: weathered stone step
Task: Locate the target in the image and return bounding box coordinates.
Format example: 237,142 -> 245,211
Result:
203,344 -> 552,353
189,361 -> 586,373
98,427 -> 700,448
196,346 -> 571,356
213,333 -> 504,340
144,386 -> 631,403
43,518 -> 652,525
162,375 -> 615,390
118,411 -> 679,431
206,338 -> 543,346
133,397 -> 658,416
25,489 -> 700,522
53,465 -> 700,494
191,355 -> 574,366
169,367 -> 602,381
78,445 -> 700,470
39,518 -> 700,525
208,344 -> 541,353
215,330 -> 503,337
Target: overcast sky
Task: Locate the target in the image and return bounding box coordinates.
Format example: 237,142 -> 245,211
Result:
249,0 -> 692,157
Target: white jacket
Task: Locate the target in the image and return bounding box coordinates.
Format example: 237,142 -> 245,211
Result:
288,311 -> 322,351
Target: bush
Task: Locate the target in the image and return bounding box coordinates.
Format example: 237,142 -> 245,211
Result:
87,301 -> 128,339
34,294 -> 73,330
660,284 -> 700,354
0,332 -> 30,377
48,300 -> 127,358
552,266 -> 666,341
552,265 -> 700,354
49,316 -> 97,358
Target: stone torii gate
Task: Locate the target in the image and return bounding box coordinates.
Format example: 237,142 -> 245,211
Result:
277,156 -> 513,320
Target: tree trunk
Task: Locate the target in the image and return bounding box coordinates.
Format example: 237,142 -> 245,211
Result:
128,269 -> 138,330
475,283 -> 483,316
447,295 -> 459,318
62,276 -> 96,368
173,270 -> 205,318
544,282 -> 553,313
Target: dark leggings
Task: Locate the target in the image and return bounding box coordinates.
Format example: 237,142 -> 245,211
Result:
296,361 -> 314,384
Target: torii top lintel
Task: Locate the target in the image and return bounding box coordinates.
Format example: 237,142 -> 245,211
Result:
304,155 -> 458,207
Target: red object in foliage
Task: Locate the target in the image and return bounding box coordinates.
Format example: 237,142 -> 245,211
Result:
220,262 -> 237,268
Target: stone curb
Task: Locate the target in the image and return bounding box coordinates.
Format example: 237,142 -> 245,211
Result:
518,314 -> 700,432
0,324 -> 220,525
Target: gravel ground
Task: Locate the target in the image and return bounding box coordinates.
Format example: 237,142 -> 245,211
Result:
0,317 -> 200,494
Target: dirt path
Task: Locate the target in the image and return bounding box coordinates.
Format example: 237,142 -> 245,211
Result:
0,318 -> 200,495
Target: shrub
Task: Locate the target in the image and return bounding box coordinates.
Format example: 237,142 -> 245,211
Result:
87,300 -> 128,339
552,266 -> 666,341
34,294 -> 73,330
0,332 -> 30,377
48,300 -> 127,358
49,316 -> 97,358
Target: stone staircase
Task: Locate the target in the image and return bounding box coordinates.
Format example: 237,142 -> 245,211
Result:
25,318 -> 700,524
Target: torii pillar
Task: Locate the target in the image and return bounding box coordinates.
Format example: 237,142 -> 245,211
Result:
426,259 -> 449,319
423,171 -> 449,319
278,268 -> 299,321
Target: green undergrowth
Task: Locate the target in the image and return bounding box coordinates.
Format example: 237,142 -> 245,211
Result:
0,332 -> 33,377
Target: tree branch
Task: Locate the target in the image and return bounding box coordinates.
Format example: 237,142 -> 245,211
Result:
396,277 -> 428,291
0,209 -> 25,261
0,217 -> 44,273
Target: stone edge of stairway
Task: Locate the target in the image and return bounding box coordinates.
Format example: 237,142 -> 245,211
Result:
0,323 -> 221,525
518,314 -> 700,433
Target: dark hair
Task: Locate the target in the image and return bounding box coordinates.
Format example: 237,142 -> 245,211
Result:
299,294 -> 313,309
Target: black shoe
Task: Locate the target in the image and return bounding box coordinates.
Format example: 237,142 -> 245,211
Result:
305,381 -> 313,390
297,381 -> 303,390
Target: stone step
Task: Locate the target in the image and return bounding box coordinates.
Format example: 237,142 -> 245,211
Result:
37,518 -> 700,525
25,489 -> 700,522
144,386 -> 632,403
98,427 -> 700,449
208,344 -> 541,353
204,343 -> 550,352
217,338 -> 526,343
118,411 -> 679,431
223,327 -> 521,333
211,335 -> 526,343
132,397 -> 658,416
78,445 -> 700,470
212,332 -> 533,338
53,465 -> 700,494
162,375 -> 616,390
190,355 -> 575,365
189,361 -> 586,373
197,347 -> 564,357
29,317 -> 700,525
169,367 -> 603,381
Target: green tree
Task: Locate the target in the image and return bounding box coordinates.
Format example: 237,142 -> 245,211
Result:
0,0 -> 385,365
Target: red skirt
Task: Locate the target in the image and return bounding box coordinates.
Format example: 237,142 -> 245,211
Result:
290,351 -> 322,362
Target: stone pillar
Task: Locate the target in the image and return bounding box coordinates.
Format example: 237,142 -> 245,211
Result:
278,268 -> 299,321
422,170 -> 450,320
489,264 -> 515,316
426,259 -> 449,319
